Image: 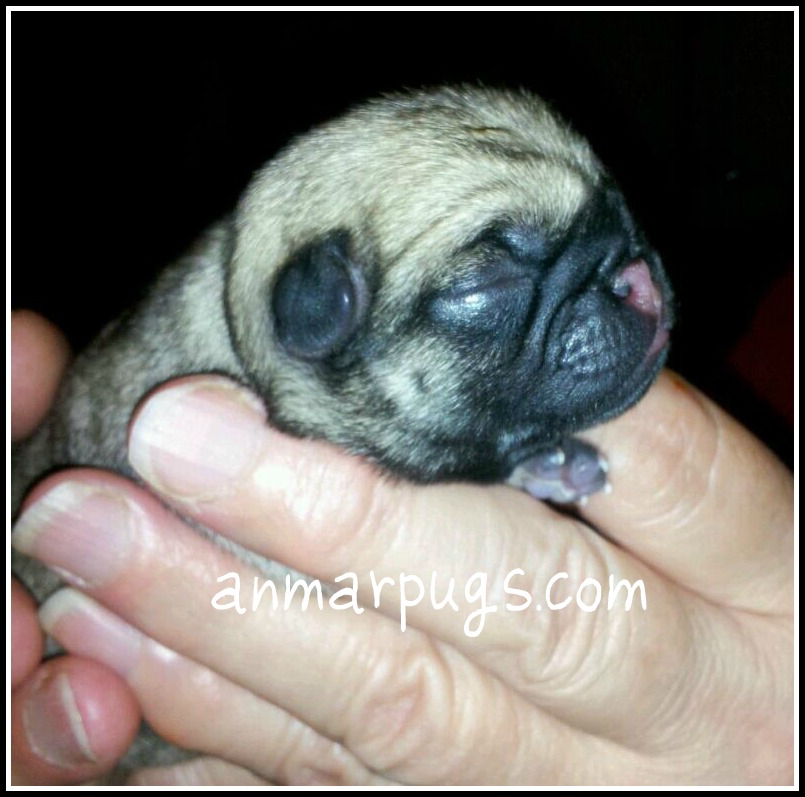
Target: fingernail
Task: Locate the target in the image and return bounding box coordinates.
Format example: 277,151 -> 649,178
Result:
12,482 -> 139,588
23,669 -> 97,767
39,589 -> 142,678
129,379 -> 266,500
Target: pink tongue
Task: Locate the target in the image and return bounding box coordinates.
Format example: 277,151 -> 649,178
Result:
619,258 -> 663,320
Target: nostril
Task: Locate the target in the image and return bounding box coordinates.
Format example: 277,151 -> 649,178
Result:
611,277 -> 631,299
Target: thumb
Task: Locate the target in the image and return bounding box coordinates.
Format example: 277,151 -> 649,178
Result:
581,370 -> 793,613
11,655 -> 142,785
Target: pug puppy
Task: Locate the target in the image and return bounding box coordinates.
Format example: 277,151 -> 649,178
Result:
12,85 -> 672,765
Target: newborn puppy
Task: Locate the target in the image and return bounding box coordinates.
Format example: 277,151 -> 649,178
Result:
12,85 -> 672,764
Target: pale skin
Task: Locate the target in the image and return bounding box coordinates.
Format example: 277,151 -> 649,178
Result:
10,310 -> 794,785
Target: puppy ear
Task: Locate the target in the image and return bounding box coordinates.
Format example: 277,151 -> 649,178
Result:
272,231 -> 368,360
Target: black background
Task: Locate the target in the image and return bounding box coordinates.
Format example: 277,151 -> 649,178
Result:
12,11 -> 793,463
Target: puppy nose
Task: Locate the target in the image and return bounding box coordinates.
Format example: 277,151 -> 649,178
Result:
612,258 -> 663,321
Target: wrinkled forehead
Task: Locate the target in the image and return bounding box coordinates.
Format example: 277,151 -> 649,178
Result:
383,155 -> 591,245
236,96 -> 603,297
373,152 -> 595,301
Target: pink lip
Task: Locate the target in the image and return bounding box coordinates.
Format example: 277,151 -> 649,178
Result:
647,322 -> 670,358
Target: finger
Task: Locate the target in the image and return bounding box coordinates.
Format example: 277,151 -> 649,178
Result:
16,469 -> 384,786
10,655 -> 140,785
11,310 -> 71,441
125,377 -> 595,646
123,377 -> 705,740
12,473 -> 638,784
39,588 -> 386,786
128,757 -> 270,786
11,579 -> 44,687
581,371 -> 794,613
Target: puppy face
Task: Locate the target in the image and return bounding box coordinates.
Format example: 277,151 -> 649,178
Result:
225,87 -> 672,483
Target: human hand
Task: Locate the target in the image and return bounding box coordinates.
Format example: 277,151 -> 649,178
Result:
12,365 -> 794,784
11,312 -> 273,786
10,310 -> 143,785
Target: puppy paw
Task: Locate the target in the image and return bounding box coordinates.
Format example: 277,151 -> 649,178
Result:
507,438 -> 609,504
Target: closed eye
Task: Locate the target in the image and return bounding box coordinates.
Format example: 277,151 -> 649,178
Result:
444,273 -> 532,304
427,272 -> 535,342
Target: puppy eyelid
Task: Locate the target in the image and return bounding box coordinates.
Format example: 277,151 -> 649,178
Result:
439,258 -> 533,301
428,273 -> 534,331
444,273 -> 532,302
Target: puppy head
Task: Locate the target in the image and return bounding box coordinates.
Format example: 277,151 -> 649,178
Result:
226,86 -> 672,482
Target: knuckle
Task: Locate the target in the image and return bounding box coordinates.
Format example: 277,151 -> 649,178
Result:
509,537 -> 617,696
345,635 -> 466,781
618,386 -> 720,532
257,437 -> 404,569
270,724 -> 375,786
